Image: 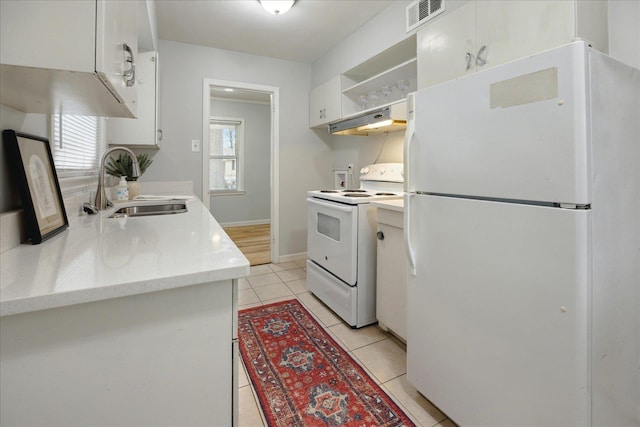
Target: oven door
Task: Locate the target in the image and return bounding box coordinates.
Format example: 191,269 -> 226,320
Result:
307,197 -> 358,286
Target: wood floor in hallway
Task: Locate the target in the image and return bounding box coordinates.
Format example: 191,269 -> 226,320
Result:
223,224 -> 271,266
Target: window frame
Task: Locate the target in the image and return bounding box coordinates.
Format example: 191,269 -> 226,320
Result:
209,117 -> 245,195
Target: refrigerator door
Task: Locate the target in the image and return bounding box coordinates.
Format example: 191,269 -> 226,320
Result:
408,41 -> 590,205
407,195 -> 590,426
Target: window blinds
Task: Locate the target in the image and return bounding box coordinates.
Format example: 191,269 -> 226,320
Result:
51,114 -> 104,176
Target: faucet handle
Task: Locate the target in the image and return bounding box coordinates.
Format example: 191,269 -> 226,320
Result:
83,203 -> 99,215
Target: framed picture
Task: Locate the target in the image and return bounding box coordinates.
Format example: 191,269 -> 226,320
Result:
3,130 -> 68,244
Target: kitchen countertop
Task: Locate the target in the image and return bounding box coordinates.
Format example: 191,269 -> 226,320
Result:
0,196 -> 250,317
371,199 -> 404,212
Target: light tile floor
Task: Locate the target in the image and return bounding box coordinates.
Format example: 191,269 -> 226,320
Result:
238,261 -> 458,427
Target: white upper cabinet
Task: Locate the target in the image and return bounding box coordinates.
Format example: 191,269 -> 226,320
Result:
418,0 -> 608,89
341,36 -> 417,118
107,51 -> 159,147
417,3 -> 475,91
0,0 -> 138,118
309,76 -> 342,129
309,36 -> 417,129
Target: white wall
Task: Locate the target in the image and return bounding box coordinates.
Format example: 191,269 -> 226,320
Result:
145,40 -> 332,257
608,0 -> 640,69
209,99 -> 270,224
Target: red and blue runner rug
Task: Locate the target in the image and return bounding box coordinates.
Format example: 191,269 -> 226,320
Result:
238,299 -> 415,426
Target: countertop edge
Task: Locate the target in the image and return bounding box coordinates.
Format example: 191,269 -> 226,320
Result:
0,195 -> 250,317
0,265 -> 249,317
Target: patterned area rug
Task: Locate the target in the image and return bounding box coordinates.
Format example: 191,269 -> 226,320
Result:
238,299 -> 415,426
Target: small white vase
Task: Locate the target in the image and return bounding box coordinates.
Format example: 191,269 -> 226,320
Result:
127,181 -> 141,200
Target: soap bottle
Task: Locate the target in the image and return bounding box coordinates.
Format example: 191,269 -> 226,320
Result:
115,176 -> 129,201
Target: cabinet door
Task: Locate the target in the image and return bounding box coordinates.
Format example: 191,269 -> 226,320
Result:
96,0 -> 138,116
475,1 -> 575,72
376,222 -> 407,341
107,52 -> 158,147
0,0 -> 95,71
309,76 -> 341,128
417,2 -> 476,90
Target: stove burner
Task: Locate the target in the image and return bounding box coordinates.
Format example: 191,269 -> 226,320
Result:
342,189 -> 366,193
320,190 -> 340,193
343,193 -> 372,197
375,192 -> 397,196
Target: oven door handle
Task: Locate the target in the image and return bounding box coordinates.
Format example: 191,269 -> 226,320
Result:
306,198 -> 355,213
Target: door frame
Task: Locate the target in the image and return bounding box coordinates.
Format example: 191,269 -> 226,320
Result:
202,78 -> 280,264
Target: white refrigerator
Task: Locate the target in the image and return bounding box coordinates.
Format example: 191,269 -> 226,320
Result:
404,41 -> 639,427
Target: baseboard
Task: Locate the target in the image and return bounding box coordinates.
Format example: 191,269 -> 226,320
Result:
220,219 -> 270,227
277,252 -> 307,263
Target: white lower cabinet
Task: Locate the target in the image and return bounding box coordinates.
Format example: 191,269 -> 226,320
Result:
375,203 -> 407,342
418,0 -> 608,89
0,280 -> 237,426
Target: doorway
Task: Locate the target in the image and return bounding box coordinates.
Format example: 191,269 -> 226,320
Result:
202,79 -> 279,265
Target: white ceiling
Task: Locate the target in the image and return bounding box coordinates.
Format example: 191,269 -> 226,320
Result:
155,0 -> 393,64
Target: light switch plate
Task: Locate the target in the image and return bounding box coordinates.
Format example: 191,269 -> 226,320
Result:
191,139 -> 201,152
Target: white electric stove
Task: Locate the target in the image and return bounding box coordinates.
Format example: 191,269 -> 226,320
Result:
306,163 -> 403,327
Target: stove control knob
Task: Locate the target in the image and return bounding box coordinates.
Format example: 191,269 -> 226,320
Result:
380,168 -> 386,174
361,167 -> 370,174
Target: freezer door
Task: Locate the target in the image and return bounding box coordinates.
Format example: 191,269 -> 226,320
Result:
407,195 -> 590,426
408,42 -> 590,205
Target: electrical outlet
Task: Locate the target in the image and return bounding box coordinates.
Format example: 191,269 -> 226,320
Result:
191,139 -> 201,152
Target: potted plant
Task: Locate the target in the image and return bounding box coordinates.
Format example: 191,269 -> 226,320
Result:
105,153 -> 152,199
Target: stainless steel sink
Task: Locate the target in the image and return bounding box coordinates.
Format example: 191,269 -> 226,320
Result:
109,202 -> 187,218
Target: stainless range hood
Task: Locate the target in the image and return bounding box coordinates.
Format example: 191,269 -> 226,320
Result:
329,102 -> 407,136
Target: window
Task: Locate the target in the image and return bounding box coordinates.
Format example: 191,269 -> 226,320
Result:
51,114 -> 105,178
209,118 -> 244,193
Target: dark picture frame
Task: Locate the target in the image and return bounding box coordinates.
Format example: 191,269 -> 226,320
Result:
3,130 -> 68,244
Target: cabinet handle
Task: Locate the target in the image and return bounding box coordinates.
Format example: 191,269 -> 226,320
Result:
157,129 -> 163,141
465,52 -> 474,71
377,231 -> 384,240
319,108 -> 326,119
476,45 -> 487,67
123,43 -> 136,87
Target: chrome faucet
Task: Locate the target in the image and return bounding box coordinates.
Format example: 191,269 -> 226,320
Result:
95,147 -> 141,210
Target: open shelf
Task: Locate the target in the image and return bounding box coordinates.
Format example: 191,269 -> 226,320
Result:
343,58 -> 417,98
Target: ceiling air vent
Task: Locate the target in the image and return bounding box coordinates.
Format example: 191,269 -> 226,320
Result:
406,0 -> 445,33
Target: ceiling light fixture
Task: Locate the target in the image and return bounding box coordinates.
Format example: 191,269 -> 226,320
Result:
258,0 -> 296,15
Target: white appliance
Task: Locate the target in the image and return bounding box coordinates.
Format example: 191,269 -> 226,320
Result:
307,163 -> 404,328
404,42 -> 639,426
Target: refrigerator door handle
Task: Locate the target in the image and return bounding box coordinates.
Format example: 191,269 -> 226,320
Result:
403,93 -> 415,193
404,192 -> 417,276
